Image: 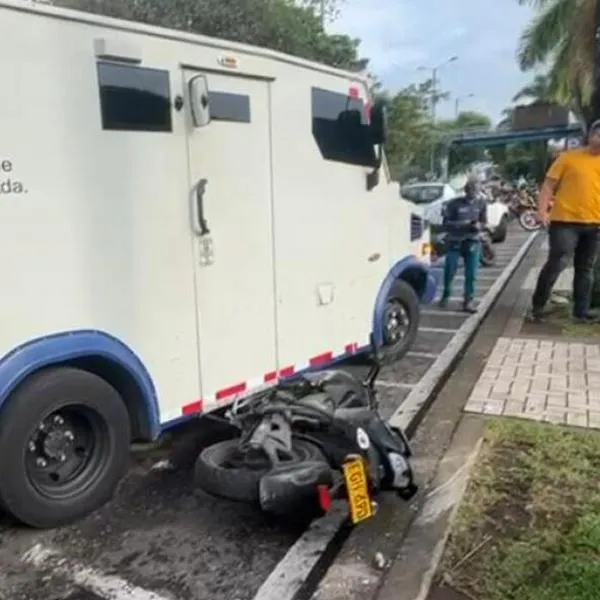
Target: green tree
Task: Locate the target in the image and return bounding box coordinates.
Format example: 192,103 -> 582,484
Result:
486,72 -> 560,182
490,142 -> 548,181
437,111 -> 492,175
512,73 -> 556,103
382,79 -> 443,181
296,0 -> 346,24
516,0 -> 595,123
496,107 -> 514,131
55,0 -> 134,19
382,82 -> 495,181
54,0 -> 364,70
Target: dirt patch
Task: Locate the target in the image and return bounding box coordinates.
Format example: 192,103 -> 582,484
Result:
520,293 -> 600,337
428,584 -> 471,600
434,419 -> 600,600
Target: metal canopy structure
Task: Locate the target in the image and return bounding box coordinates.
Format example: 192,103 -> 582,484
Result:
445,123 -> 583,148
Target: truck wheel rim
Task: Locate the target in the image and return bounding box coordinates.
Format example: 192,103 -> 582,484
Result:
383,300 -> 409,345
25,406 -> 110,500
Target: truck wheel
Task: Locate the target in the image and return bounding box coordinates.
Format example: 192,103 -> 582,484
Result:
377,280 -> 420,365
491,215 -> 508,243
0,367 -> 130,529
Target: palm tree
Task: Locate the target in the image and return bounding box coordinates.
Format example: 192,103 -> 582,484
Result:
512,73 -> 555,103
497,107 -> 514,130
515,0 -> 596,123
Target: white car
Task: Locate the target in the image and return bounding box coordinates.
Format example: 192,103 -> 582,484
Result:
400,182 -> 509,243
479,187 -> 510,243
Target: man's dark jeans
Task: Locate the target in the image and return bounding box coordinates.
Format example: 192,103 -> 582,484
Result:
532,221 -> 600,318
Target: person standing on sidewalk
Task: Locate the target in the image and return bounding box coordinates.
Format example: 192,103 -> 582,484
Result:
439,179 -> 487,313
528,121 -> 600,323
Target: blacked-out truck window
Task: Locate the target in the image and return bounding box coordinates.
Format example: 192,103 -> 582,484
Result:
208,91 -> 251,123
402,185 -> 444,204
311,87 -> 377,167
97,62 -> 172,132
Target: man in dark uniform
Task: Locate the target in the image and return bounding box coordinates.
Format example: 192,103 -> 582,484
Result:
439,179 -> 487,313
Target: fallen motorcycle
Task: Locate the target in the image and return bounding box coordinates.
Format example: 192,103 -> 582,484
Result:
194,358 -> 417,524
431,229 -> 496,267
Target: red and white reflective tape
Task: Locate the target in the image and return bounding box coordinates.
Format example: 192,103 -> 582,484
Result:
179,342 -> 363,417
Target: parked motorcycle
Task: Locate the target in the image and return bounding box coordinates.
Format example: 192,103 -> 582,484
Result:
431,229 -> 496,267
507,186 -> 538,221
518,209 -> 542,232
194,359 -> 417,524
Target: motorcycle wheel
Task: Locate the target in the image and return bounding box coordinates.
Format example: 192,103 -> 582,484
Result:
480,237 -> 496,267
519,210 -> 541,231
194,437 -> 326,503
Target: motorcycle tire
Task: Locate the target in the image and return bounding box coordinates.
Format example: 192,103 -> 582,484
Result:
519,210 -> 542,232
194,437 -> 326,503
480,238 -> 496,267
490,215 -> 508,243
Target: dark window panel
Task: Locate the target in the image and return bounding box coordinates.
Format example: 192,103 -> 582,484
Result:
410,213 -> 424,241
311,87 -> 376,168
208,91 -> 251,123
97,62 -> 172,133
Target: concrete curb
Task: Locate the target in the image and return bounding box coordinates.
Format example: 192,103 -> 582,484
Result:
251,502 -> 351,600
251,231 -> 538,600
389,230 -> 539,434
376,417 -> 485,600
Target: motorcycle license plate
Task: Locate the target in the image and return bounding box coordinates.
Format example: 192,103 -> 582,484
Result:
343,457 -> 374,524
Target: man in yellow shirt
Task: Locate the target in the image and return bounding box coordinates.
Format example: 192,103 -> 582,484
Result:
529,122 -> 600,322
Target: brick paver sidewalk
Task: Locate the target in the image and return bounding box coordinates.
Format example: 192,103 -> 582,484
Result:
465,337 -> 600,429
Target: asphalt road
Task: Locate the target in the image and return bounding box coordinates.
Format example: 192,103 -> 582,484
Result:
0,224 -> 533,600
347,224 -> 534,420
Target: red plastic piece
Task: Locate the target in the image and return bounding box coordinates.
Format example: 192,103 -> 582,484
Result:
317,484 -> 333,512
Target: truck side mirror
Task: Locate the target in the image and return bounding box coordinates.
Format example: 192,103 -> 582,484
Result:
189,74 -> 211,127
370,101 -> 388,145
366,100 -> 387,191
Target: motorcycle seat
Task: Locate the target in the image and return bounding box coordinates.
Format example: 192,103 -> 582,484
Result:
295,392 -> 336,417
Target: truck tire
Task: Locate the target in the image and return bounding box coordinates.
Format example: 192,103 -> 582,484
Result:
377,280 -> 420,365
195,438 -> 325,503
491,215 -> 508,243
0,367 -> 130,528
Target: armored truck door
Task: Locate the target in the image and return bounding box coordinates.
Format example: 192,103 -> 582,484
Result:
183,69 -> 277,408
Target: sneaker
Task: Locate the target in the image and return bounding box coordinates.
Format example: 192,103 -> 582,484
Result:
572,312 -> 600,324
439,297 -> 449,309
525,307 -> 544,323
462,299 -> 477,314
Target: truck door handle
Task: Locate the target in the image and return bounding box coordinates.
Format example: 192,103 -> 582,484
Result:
195,178 -> 210,235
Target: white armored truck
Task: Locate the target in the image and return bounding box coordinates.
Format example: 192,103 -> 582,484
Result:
0,0 -> 436,527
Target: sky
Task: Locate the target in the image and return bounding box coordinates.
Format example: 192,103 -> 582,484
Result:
327,0 -> 539,124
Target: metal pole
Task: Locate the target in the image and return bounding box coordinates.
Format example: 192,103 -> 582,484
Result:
431,68 -> 437,123
454,97 -> 459,119
430,67 -> 437,175
418,57 -> 457,176
320,0 -> 325,27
